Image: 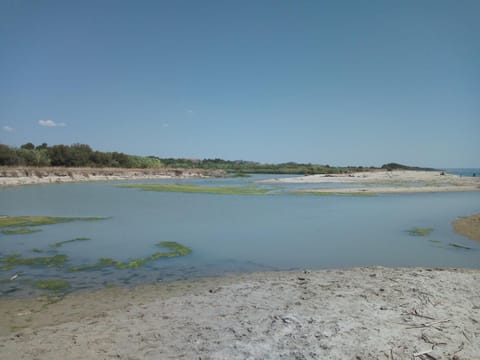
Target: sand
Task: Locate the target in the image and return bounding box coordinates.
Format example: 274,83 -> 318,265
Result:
453,214 -> 480,242
0,167 -> 224,186
262,170 -> 480,194
1,267 -> 479,359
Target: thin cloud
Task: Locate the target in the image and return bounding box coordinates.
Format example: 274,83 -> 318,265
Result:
2,125 -> 15,132
162,123 -> 169,128
38,119 -> 66,127
185,109 -> 194,115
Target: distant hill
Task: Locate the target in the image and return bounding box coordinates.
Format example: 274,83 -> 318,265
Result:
381,163 -> 437,171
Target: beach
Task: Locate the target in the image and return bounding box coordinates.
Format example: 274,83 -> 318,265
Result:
0,267 -> 479,359
262,170 -> 480,194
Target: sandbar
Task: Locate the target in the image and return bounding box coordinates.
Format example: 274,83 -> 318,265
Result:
1,267 -> 479,359
453,213 -> 480,241
264,170 -> 480,194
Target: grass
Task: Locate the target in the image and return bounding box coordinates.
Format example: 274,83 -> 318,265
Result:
118,184 -> 271,195
32,279 -> 71,292
0,216 -> 106,229
406,227 -> 434,236
69,241 -> 192,271
1,228 -> 42,235
0,254 -> 69,270
52,237 -> 91,249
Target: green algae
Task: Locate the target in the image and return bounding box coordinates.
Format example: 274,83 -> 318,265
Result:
32,279 -> 71,292
1,228 -> 42,235
118,184 -> 271,195
0,254 -> 68,270
69,241 -> 192,272
0,216 -> 106,229
406,227 -> 433,236
52,237 -> 91,249
156,241 -> 192,256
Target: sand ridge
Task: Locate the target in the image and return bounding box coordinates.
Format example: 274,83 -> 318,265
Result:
1,267 -> 479,359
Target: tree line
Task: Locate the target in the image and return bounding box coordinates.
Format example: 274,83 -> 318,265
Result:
1,142 -> 429,174
0,143 -> 162,168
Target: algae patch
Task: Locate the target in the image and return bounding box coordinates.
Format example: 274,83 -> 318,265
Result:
32,279 -> 71,292
406,227 -> 433,236
0,254 -> 69,270
52,237 -> 91,249
1,228 -> 42,235
0,215 -> 106,229
69,241 -> 192,271
118,184 -> 271,195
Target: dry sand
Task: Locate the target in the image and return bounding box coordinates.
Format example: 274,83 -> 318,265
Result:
262,170 -> 480,194
0,167 -> 224,186
453,214 -> 480,242
1,267 -> 479,359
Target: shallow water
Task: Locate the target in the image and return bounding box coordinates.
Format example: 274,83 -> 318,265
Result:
1,174 -> 479,298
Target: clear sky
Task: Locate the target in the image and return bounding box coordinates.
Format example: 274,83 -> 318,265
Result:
1,0 -> 479,167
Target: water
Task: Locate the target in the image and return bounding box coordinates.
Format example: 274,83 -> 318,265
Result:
445,168 -> 480,177
1,174 -> 479,298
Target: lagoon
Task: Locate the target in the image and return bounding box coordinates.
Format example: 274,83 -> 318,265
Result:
1,174 -> 479,297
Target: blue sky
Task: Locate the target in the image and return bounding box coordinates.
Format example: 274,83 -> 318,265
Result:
1,1 -> 479,167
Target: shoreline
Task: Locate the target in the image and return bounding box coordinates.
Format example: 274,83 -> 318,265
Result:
0,166 -> 225,186
0,267 -> 479,359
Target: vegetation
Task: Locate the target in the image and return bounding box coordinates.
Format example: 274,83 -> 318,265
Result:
406,227 -> 434,236
119,184 -> 272,195
52,237 -> 91,249
381,163 -> 436,171
32,279 -> 71,292
69,241 -> 192,271
0,216 -> 106,230
0,254 -> 68,270
0,143 -> 162,168
2,142 -> 436,175
1,228 -> 42,235
158,157 -> 373,175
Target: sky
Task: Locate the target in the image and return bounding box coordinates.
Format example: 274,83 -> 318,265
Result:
0,0 -> 479,168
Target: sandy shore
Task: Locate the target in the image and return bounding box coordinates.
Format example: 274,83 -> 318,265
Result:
0,167 -> 224,186
263,170 -> 480,194
1,267 -> 479,359
453,214 -> 480,241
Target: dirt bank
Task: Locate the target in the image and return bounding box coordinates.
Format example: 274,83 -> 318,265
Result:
0,167 -> 224,186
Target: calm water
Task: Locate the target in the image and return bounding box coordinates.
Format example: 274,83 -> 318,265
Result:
1,174 -> 479,298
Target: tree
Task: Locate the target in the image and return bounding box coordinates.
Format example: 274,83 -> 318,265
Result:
21,142 -> 35,150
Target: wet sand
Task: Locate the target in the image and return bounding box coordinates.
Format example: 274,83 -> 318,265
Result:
1,267 -> 479,359
453,213 -> 480,241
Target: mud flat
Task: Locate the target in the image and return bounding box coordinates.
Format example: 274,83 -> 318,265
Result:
0,167 -> 224,186
0,267 -> 479,359
264,170 -> 480,194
